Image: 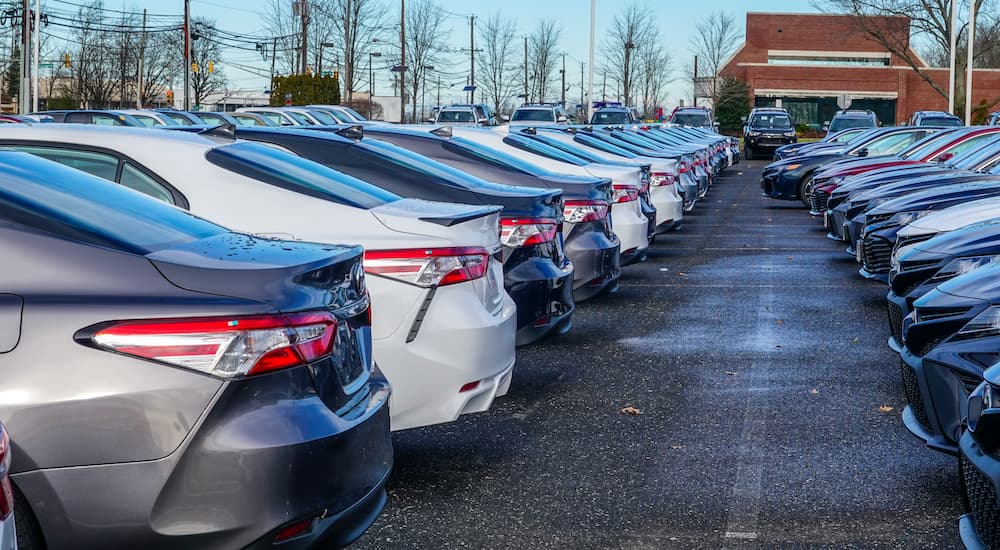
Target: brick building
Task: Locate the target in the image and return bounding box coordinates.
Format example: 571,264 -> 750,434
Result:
720,12 -> 1000,127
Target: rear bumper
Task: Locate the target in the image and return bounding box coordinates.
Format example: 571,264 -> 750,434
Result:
565,225 -> 622,302
504,255 -> 575,346
16,368 -> 393,550
612,201 -> 650,265
650,184 -> 683,230
376,284 -> 517,431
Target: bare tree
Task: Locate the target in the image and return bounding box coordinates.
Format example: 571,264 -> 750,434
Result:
476,11 -> 517,115
816,0 -> 997,111
636,39 -> 672,117
403,0 -> 449,122
527,19 -> 560,103
601,3 -> 654,108
70,1 -> 118,108
263,0 -> 299,75
190,18 -> 227,107
689,10 -> 741,105
320,0 -> 386,102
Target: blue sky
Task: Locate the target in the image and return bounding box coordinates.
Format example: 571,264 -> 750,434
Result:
128,0 -> 819,107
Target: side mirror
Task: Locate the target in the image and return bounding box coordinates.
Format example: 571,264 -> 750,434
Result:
556,115 -> 568,123
822,125 -> 829,132
740,116 -> 747,123
823,120 -> 830,126
500,114 -> 510,122
936,152 -> 955,163
713,122 -> 720,129
856,147 -> 869,157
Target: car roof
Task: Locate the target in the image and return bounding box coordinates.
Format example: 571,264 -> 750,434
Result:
0,123 -> 220,154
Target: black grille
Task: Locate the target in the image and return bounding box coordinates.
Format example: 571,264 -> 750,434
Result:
961,454 -> 1000,549
956,371 -> 984,396
887,301 -> 904,343
862,235 -> 893,274
900,359 -> 931,430
896,232 -> 936,251
810,192 -> 829,212
919,336 -> 947,356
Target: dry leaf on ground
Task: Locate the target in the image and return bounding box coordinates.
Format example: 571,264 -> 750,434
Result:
620,405 -> 642,416
878,405 -> 894,413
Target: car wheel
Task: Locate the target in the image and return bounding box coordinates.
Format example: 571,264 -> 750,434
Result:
744,147 -> 753,160
798,172 -> 816,208
14,487 -> 45,550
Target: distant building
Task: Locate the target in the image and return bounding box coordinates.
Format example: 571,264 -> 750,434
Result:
720,12 -> 1000,127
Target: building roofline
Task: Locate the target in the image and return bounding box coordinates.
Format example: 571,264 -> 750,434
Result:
745,11 -> 908,19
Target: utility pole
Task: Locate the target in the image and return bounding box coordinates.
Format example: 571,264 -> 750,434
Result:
948,0 -> 957,114
523,35 -> 528,103
469,15 -> 475,104
587,0 -> 595,121
137,8 -> 146,108
183,0 -> 191,110
270,36 -> 277,89
560,53 -> 565,105
299,1 -> 310,74
693,55 -> 698,107
31,0 -> 39,112
966,0 -> 976,124
602,68 -> 606,101
579,61 -> 584,112
436,73 -> 440,110
399,0 -> 405,123
345,0 -> 351,100
623,41 -> 634,107
19,0 -> 29,113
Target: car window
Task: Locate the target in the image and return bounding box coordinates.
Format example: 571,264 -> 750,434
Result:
943,133 -> 1000,158
920,116 -> 963,127
0,151 -> 222,254
530,134 -> 605,162
862,132 -> 921,156
306,110 -> 338,124
338,106 -> 366,121
899,130 -> 962,159
672,113 -> 710,126
503,135 -> 589,166
511,109 -> 554,122
120,163 -> 175,204
592,111 -> 631,124
132,114 -> 160,127
256,112 -> 285,125
438,110 -> 475,123
749,113 -> 792,129
572,133 -> 639,158
2,145 -> 120,181
206,141 -> 400,209
324,110 -> 352,123
286,111 -> 315,125
160,112 -> 190,125
232,114 -> 262,126
829,117 -> 875,133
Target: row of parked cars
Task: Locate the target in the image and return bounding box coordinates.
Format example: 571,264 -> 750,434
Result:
761,123 -> 1000,548
0,104 -> 739,549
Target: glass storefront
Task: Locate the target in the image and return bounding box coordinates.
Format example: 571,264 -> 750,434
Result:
753,96 -> 897,130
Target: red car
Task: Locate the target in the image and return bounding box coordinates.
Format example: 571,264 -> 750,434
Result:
810,127 -> 1000,212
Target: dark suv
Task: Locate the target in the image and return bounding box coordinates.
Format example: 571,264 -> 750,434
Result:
824,109 -> 878,135
743,108 -> 796,160
669,107 -> 716,130
909,110 -> 963,127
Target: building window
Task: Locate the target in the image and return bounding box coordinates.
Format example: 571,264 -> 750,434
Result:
767,55 -> 890,67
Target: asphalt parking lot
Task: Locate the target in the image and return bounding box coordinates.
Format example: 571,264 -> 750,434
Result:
354,162 -> 962,549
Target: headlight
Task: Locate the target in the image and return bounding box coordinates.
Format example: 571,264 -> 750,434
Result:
826,176 -> 845,186
957,306 -> 1000,340
931,256 -> 1000,282
748,131 -> 761,137
887,210 -> 932,227
784,164 -> 801,171
784,131 -> 796,137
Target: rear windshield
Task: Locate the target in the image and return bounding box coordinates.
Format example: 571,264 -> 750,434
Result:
592,111 -> 632,124
438,110 -> 475,123
920,116 -> 963,127
749,113 -> 791,129
206,141 -> 399,209
572,133 -> 639,158
899,130 -> 962,159
511,109 -> 554,122
306,110 -> 338,124
287,111 -> 315,125
950,138 -> 1000,169
0,151 -> 222,254
503,134 -> 589,166
530,134 -> 608,162
160,112 -> 191,125
829,128 -> 865,142
337,107 -> 366,121
672,113 -> 710,126
829,117 -> 875,133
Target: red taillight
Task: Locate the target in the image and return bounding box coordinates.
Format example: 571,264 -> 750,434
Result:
91,312 -> 338,377
650,171 -> 676,187
0,427 -> 11,520
612,185 -> 639,203
364,247 -> 489,287
459,380 -> 481,393
678,162 -> 692,173
500,217 -> 558,247
563,200 -> 610,223
274,517 -> 315,543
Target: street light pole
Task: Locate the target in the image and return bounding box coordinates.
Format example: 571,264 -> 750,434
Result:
369,51 -> 381,119
421,64 -> 434,121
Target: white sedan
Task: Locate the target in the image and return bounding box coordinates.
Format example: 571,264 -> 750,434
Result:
0,124 -> 516,431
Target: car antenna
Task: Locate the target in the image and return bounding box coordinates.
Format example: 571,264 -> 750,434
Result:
430,126 -> 453,138
335,125 -> 365,141
198,123 -> 237,141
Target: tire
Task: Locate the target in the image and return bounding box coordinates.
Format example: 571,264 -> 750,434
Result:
798,172 -> 816,208
744,146 -> 753,160
14,486 -> 46,550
